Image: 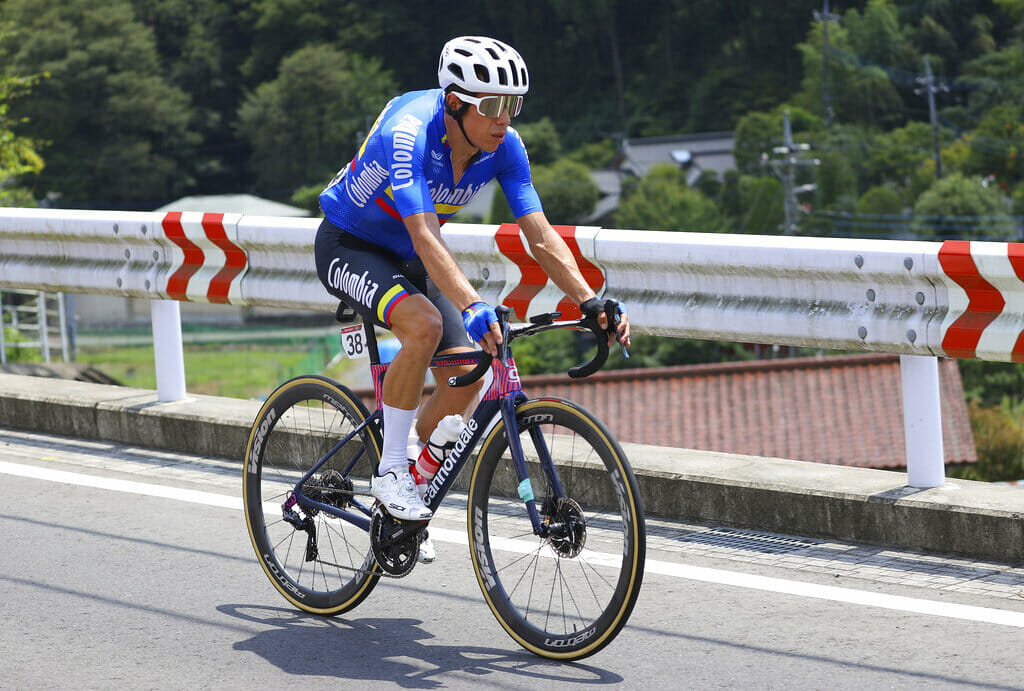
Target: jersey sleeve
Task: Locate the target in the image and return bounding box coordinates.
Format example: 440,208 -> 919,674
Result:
496,128 -> 543,219
383,111 -> 435,218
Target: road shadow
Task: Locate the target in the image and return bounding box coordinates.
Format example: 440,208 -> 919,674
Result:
217,604 -> 623,688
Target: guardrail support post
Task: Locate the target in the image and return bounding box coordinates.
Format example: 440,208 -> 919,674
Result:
900,354 -> 945,488
151,299 -> 186,402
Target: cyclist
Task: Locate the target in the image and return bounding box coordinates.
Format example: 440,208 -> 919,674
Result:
315,36 -> 630,538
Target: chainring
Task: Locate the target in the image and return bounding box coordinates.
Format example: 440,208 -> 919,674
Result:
370,508 -> 422,577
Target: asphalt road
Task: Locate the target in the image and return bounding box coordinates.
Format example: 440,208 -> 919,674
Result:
1,428 -> 1023,689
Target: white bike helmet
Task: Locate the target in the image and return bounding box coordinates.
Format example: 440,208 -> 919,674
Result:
438,36 -> 529,95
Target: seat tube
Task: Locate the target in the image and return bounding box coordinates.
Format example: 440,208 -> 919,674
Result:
500,397 -> 544,532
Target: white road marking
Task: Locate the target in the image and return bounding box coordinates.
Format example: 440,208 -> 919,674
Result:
2,458 -> 1023,629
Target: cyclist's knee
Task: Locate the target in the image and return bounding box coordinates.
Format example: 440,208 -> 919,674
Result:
390,296 -> 443,349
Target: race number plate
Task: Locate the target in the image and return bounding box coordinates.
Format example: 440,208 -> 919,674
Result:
340,324 -> 368,359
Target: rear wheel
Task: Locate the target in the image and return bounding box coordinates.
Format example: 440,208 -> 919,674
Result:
468,398 -> 645,660
243,375 -> 381,614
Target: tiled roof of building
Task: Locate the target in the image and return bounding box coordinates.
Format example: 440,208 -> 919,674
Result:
513,353 -> 976,469
358,353 -> 975,470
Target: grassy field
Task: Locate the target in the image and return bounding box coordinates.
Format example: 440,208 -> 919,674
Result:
77,341 -> 357,400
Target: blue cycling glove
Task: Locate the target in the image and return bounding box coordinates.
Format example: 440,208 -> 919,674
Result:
462,301 -> 498,343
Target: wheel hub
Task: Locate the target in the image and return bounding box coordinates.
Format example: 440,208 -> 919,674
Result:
544,497 -> 587,558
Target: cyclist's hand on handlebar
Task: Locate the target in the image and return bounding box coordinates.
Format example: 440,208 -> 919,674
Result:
462,301 -> 503,356
580,297 -> 631,349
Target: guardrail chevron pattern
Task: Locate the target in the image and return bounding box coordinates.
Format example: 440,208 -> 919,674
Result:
3,208 -> 1024,362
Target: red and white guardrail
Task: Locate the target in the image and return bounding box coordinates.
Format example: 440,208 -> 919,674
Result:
3,207 -> 1020,488
2,208 -> 1024,362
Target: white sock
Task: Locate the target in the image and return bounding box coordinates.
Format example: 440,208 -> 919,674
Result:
379,404 -> 417,476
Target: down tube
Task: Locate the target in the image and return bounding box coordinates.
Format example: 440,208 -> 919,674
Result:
423,398 -> 500,512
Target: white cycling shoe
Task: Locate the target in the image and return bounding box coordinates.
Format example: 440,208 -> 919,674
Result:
410,475 -> 436,563
371,470 -> 433,521
418,534 -> 436,563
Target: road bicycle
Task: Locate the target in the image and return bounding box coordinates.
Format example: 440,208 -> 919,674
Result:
243,300 -> 646,660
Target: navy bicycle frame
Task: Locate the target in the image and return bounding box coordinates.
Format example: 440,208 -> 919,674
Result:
282,317 -> 563,536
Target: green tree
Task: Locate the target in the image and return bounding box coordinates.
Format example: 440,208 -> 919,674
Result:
0,48 -> 44,205
912,173 -> 1013,239
2,0 -> 199,205
131,0 -> 253,193
953,401 -> 1024,482
736,175 -> 785,234
795,0 -> 909,128
617,163 -> 727,233
566,138 -> 616,169
514,117 -> 562,165
957,42 -> 1024,124
236,44 -> 395,196
239,0 -> 383,86
960,102 -> 1024,190
857,186 -> 904,216
862,122 -> 936,192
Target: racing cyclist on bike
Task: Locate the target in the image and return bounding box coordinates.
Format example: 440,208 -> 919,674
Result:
315,36 -> 630,549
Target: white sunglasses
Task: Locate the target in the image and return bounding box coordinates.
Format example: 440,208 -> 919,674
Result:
456,93 -> 523,118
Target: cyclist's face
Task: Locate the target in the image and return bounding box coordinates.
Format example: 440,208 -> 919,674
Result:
460,93 -> 512,153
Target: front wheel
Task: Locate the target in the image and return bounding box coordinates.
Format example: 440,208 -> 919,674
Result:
468,398 -> 646,660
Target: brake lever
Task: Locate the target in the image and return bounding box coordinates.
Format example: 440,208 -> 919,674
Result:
496,305 -> 511,367
603,299 -> 630,360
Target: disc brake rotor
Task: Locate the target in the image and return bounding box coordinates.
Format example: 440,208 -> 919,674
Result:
546,497 -> 587,558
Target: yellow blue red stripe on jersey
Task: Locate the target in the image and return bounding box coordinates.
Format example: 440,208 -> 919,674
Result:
377,284 -> 409,326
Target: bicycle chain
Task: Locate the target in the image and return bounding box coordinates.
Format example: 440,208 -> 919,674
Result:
298,490 -> 421,579
313,557 -> 414,579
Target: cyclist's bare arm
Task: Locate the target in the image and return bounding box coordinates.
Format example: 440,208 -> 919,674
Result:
517,210 -> 631,347
403,211 -> 503,354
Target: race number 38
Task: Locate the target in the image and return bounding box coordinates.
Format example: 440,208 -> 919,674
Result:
341,324 -> 368,359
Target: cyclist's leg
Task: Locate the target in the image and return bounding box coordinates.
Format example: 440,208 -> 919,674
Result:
401,260 -> 483,441
416,348 -> 482,440
315,222 -> 435,519
383,294 -> 442,463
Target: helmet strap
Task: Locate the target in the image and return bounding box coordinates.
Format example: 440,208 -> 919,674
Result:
445,93 -> 481,153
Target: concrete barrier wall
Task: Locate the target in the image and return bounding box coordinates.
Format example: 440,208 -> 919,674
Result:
1,371 -> 1020,563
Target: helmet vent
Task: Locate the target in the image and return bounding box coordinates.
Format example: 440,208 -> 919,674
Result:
448,65 -> 464,80
508,60 -> 519,87
486,47 -> 500,60
474,64 -> 490,82
454,48 -> 472,57
496,66 -> 508,86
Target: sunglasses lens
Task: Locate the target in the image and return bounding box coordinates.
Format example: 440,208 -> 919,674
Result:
477,95 -> 523,118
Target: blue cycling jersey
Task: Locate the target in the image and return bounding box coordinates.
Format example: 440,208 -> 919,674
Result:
319,89 -> 543,260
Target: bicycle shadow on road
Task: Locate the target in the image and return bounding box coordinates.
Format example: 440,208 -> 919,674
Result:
217,604 -> 623,688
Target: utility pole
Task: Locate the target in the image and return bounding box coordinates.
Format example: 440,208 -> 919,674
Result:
814,0 -> 841,129
763,111 -> 820,235
915,56 -> 948,179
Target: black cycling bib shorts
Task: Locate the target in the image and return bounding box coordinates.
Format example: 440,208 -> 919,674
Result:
315,218 -> 473,354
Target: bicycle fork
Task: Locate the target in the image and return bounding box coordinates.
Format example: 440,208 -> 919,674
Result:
499,397 -> 567,539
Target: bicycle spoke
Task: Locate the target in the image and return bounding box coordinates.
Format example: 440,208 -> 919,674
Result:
469,399 -> 645,658
244,377 -> 380,615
